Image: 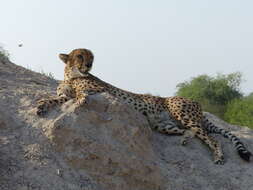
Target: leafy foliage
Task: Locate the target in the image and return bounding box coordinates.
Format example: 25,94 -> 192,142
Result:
39,69 -> 55,80
0,46 -> 9,60
176,72 -> 243,118
224,95 -> 253,128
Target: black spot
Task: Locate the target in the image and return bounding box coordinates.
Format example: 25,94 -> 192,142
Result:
143,111 -> 147,116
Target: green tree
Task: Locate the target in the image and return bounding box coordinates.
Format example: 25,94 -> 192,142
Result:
224,95 -> 253,128
176,72 -> 243,118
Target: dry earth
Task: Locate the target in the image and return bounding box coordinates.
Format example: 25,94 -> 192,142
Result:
0,58 -> 253,190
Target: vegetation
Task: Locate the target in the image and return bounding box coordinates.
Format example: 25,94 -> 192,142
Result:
0,46 -> 9,60
39,69 -> 55,80
175,72 -> 253,128
176,72 -> 243,118
224,95 -> 253,128
0,45 -> 54,79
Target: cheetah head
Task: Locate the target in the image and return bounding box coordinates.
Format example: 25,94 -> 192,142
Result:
59,48 -> 94,80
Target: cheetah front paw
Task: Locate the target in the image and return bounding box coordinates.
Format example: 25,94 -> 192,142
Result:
72,98 -> 87,112
74,97 -> 87,107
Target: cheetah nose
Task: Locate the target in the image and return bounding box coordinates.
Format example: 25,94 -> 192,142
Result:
86,63 -> 92,68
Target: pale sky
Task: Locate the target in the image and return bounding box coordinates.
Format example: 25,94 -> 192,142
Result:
1,0 -> 253,96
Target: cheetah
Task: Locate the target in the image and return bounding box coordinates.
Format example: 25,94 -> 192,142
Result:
36,48 -> 251,164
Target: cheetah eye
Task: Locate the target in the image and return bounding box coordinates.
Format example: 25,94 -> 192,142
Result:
76,54 -> 84,62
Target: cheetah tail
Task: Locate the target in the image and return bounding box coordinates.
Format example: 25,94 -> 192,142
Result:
202,116 -> 252,162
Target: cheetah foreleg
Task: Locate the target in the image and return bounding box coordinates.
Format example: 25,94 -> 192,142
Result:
36,96 -> 71,116
75,92 -> 88,107
36,82 -> 75,116
74,90 -> 98,108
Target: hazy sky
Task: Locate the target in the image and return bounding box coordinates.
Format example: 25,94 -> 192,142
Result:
1,0 -> 253,96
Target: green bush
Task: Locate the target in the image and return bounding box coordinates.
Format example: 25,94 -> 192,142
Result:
0,46 -> 9,60
224,95 -> 253,128
176,72 -> 243,118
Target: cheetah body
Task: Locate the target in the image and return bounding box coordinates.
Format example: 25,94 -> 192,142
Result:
37,48 -> 252,164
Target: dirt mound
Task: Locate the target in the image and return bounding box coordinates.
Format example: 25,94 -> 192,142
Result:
0,58 -> 253,190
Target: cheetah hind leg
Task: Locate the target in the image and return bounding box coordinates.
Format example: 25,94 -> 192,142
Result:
180,130 -> 195,146
150,118 -> 185,137
153,123 -> 185,135
147,112 -> 185,134
150,114 -> 195,146
150,115 -> 193,146
195,127 -> 224,164
153,122 -> 197,148
182,120 -> 224,164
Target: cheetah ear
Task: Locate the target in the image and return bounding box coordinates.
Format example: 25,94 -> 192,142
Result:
59,54 -> 69,64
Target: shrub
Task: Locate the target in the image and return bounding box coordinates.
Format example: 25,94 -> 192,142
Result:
0,46 -> 9,60
176,72 -> 243,118
224,95 -> 253,128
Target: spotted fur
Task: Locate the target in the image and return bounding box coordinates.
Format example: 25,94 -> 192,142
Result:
36,48 -> 251,164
